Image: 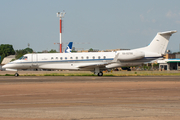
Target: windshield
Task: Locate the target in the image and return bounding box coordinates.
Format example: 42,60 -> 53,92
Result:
19,56 -> 28,60
19,56 -> 23,60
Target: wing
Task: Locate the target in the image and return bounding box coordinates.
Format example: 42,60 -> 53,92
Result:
77,53 -> 119,70
77,62 -> 110,69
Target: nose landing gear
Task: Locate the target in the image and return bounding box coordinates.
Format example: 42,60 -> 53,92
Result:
15,70 -> 19,77
15,73 -> 19,77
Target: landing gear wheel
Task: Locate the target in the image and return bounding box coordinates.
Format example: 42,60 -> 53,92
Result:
98,72 -> 103,76
15,73 -> 19,77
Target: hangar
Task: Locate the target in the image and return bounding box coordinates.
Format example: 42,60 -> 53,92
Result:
1,55 -> 15,65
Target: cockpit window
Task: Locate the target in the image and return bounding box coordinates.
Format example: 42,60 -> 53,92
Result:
21,56 -> 28,60
19,56 -> 23,60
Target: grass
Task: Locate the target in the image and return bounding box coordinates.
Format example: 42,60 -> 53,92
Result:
107,71 -> 180,76
1,71 -> 180,76
23,73 -> 96,76
5,74 -> 15,76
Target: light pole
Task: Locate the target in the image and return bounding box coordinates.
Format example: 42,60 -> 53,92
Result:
57,12 -> 66,53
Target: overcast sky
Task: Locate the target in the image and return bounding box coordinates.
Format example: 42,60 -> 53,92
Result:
0,0 -> 180,52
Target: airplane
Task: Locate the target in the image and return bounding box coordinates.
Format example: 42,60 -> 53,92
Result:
2,30 -> 177,76
65,42 -> 73,53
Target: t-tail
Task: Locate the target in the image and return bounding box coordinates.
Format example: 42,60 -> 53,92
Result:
135,30 -> 177,55
65,42 -> 73,53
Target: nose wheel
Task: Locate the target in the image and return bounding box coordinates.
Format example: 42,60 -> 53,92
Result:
15,73 -> 19,77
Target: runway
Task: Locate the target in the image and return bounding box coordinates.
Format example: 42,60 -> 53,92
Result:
1,76 -> 180,83
0,76 -> 180,120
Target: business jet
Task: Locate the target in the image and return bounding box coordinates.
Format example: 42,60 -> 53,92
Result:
2,30 -> 177,76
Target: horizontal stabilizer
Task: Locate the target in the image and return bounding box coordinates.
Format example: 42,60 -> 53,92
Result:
158,30 -> 177,35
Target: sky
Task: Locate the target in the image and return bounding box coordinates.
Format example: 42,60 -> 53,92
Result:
0,0 -> 180,52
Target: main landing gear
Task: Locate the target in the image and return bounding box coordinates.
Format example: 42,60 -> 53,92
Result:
97,72 -> 103,76
94,67 -> 103,76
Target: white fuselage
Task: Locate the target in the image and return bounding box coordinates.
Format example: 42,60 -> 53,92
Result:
2,50 -> 162,71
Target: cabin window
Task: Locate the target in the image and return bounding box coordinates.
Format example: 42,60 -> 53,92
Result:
86,56 -> 89,59
70,57 -> 73,59
65,57 -> 67,60
56,57 -> 58,59
51,57 -> 53,60
93,56 -> 95,59
104,56 -> 106,59
60,57 -> 63,60
76,57 -> 78,59
81,56 -> 84,59
98,56 -> 100,59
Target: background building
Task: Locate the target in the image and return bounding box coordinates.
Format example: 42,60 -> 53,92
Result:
158,53 -> 180,71
1,55 -> 15,65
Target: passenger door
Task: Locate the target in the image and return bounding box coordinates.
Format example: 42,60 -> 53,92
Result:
31,54 -> 38,68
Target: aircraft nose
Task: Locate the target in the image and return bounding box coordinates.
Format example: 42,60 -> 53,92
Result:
2,64 -> 11,69
2,64 -> 7,69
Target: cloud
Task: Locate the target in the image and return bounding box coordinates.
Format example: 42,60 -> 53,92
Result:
140,9 -> 156,23
152,19 -> 156,23
147,8 -> 153,14
140,14 -> 145,22
166,10 -> 180,24
139,14 -> 156,23
166,11 -> 178,18
176,21 -> 180,24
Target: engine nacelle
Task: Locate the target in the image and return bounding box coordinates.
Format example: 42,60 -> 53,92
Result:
117,50 -> 145,61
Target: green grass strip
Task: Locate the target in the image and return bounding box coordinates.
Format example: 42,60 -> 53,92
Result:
1,71 -> 180,76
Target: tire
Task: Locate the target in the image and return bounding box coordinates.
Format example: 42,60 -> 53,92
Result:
98,72 -> 103,76
15,73 -> 19,77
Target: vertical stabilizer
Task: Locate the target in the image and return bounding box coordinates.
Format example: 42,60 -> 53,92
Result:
136,30 -> 177,55
65,42 -> 73,53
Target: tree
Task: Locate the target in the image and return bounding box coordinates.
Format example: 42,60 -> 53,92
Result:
0,44 -> 15,63
24,48 -> 33,53
48,49 -> 57,53
88,48 -> 94,52
88,48 -> 99,52
15,49 -> 27,59
15,47 -> 33,59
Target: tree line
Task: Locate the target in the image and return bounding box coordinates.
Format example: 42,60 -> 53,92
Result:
0,44 -> 98,63
0,44 -> 57,63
